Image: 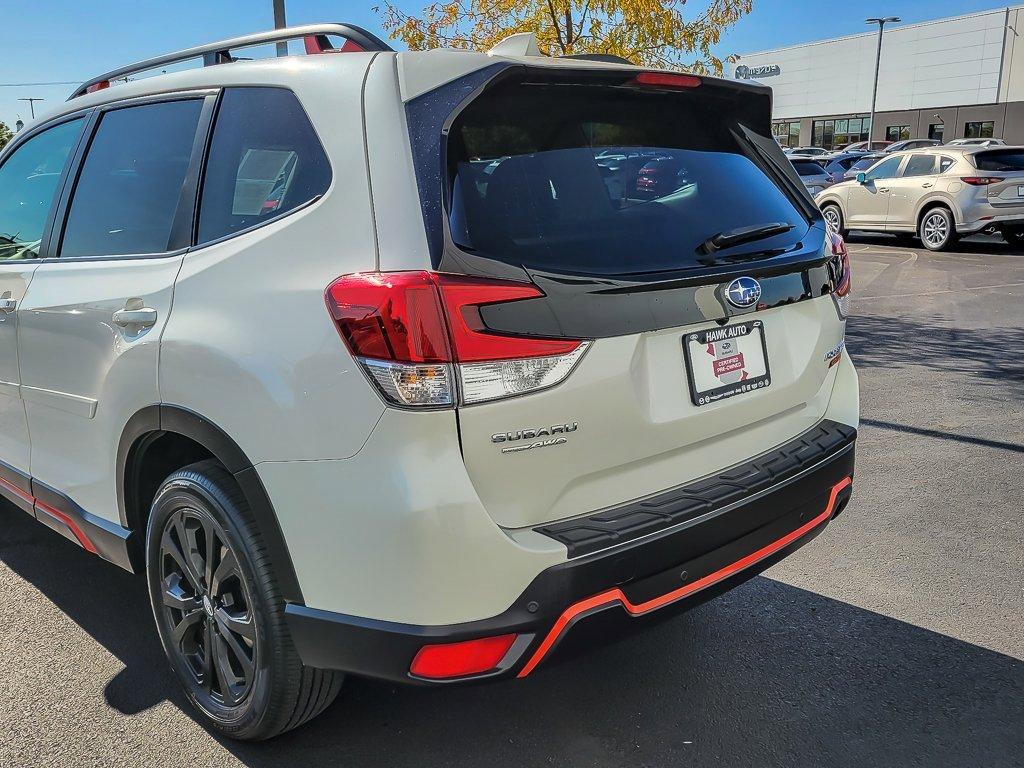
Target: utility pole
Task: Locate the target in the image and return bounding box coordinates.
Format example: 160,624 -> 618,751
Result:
18,97 -> 43,120
866,17 -> 900,146
273,0 -> 288,57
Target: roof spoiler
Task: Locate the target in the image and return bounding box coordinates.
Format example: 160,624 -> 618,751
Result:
70,22 -> 393,99
487,32 -> 636,65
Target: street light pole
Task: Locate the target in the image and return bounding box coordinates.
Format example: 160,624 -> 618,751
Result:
273,0 -> 288,57
866,16 -> 900,146
17,97 -> 43,120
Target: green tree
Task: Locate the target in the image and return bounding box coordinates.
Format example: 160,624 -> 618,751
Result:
0,122 -> 13,151
376,0 -> 752,74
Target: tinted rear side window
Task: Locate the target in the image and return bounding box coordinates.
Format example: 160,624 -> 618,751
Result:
198,88 -> 330,245
792,161 -> 824,176
446,78 -> 806,276
61,100 -> 203,258
974,150 -> 1024,171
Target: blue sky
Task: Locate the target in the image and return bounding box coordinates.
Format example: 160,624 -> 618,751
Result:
0,0 -> 1016,129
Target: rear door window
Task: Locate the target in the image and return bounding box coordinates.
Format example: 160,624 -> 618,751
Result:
197,88 -> 331,245
60,100 -> 203,258
0,118 -> 84,260
901,155 -> 937,177
446,77 -> 807,276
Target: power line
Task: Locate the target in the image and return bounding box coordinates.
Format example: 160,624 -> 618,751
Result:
0,81 -> 79,87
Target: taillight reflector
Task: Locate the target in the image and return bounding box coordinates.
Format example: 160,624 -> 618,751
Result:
410,634 -> 518,679
961,176 -> 1002,186
631,72 -> 702,89
86,81 -> 110,94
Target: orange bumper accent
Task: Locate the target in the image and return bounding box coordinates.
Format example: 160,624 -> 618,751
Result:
517,476 -> 852,678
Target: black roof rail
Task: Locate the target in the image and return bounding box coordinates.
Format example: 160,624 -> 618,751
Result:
70,23 -> 393,99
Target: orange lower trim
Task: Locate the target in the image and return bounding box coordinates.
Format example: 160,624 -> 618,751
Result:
31,498 -> 98,554
517,476 -> 852,678
0,474 -> 34,506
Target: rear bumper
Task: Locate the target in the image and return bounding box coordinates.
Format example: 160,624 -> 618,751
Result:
958,205 -> 1024,233
285,421 -> 856,684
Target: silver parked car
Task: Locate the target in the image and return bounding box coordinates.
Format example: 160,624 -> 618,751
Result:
816,146 -> 1024,250
790,158 -> 833,196
784,146 -> 830,157
945,138 -> 1007,148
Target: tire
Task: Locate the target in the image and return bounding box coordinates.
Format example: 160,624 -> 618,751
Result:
821,204 -> 847,237
918,207 -> 957,251
146,459 -> 342,740
1003,228 -> 1024,246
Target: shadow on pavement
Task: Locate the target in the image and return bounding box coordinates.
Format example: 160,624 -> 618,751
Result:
1,504 -> 1021,767
846,313 -> 1024,395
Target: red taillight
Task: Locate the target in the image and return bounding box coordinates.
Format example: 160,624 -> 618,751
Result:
326,272 -> 589,406
85,81 -> 110,94
326,272 -> 451,363
828,231 -> 851,320
961,176 -> 1002,186
433,274 -> 581,362
829,231 -> 851,298
410,634 -> 518,680
631,72 -> 702,89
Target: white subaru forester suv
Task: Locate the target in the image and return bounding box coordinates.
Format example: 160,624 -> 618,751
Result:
0,24 -> 858,739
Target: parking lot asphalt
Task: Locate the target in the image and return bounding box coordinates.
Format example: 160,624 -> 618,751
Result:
1,233 -> 1022,768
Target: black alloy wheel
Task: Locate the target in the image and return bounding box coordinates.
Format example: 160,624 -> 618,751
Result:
146,460 -> 343,740
158,507 -> 257,708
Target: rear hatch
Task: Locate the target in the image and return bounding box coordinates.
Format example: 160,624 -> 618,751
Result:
972,148 -> 1024,206
405,66 -> 847,530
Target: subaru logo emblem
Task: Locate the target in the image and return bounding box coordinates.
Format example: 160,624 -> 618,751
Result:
725,277 -> 762,308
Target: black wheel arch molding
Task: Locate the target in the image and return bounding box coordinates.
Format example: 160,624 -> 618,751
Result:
116,404 -> 304,603
1,406 -> 301,603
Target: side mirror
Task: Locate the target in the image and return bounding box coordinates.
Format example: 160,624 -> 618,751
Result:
856,172 -> 867,184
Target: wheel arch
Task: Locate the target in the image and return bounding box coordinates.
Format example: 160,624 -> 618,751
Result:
817,195 -> 846,219
915,194 -> 960,227
117,404 -> 303,602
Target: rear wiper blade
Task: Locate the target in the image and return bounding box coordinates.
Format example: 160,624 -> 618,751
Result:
699,222 -> 794,254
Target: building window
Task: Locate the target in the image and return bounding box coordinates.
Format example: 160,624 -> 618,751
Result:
886,125 -> 911,141
964,121 -> 995,139
772,120 -> 800,148
810,117 -> 870,150
928,123 -> 944,141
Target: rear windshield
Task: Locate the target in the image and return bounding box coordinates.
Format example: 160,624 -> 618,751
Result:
792,161 -> 825,176
850,157 -> 878,172
974,150 -> 1024,171
446,78 -> 806,276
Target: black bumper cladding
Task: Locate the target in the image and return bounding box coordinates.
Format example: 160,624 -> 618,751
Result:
285,420 -> 856,684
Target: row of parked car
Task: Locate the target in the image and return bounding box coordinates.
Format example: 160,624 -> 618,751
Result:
785,139 -> 1024,250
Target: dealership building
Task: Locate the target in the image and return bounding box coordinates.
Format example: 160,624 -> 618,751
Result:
733,6 -> 1024,149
